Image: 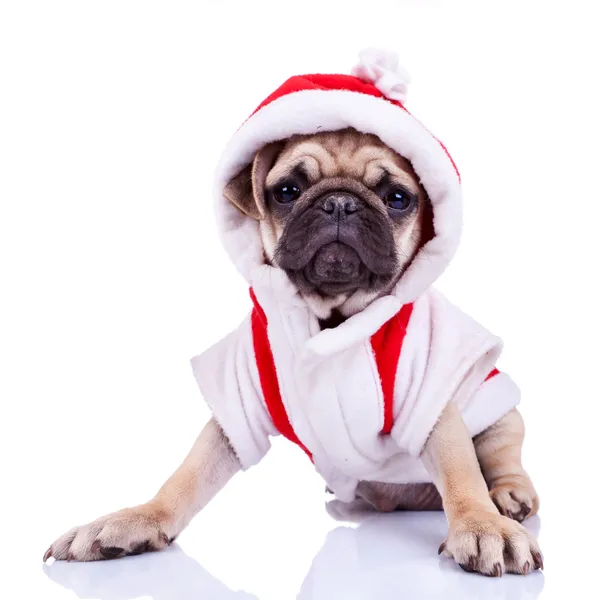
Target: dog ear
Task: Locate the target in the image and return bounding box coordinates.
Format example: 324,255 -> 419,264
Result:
224,142 -> 283,220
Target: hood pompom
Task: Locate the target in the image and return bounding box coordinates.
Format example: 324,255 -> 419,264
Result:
351,48 -> 411,103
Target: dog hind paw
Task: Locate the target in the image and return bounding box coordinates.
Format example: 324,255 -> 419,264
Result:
490,478 -> 539,523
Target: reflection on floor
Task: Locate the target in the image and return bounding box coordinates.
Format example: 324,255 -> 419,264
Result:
44,501 -> 544,600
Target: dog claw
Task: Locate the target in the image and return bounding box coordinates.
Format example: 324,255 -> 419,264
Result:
100,546 -> 124,559
43,547 -> 53,562
532,550 -> 544,571
129,541 -> 151,556
438,542 -> 446,555
491,563 -> 502,577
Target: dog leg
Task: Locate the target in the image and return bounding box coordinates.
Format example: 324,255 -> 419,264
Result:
422,403 -> 542,576
474,408 -> 539,522
44,418 -> 239,562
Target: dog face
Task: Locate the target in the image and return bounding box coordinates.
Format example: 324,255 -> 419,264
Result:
224,128 -> 432,318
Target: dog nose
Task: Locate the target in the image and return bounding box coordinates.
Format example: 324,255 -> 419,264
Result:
322,193 -> 359,217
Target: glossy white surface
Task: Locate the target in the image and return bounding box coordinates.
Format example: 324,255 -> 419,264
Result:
25,437 -> 600,599
2,1 -> 599,598
43,509 -> 547,600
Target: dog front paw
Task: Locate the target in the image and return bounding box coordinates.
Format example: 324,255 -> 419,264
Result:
439,508 -> 543,576
43,503 -> 176,562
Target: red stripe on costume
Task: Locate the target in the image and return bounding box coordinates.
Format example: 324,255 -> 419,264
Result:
249,288 -> 313,460
370,303 -> 414,435
485,367 -> 500,382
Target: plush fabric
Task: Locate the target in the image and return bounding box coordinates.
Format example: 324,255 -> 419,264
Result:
191,268 -> 519,502
191,50 -> 520,501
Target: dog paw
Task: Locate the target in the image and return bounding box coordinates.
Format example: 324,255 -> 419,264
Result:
490,478 -> 539,523
43,503 -> 176,562
439,509 -> 543,576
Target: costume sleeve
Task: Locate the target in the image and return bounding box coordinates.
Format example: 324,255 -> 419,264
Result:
391,289 -> 510,457
190,315 -> 276,470
460,369 -> 520,437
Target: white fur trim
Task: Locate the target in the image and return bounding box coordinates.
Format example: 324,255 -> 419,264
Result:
304,295 -> 402,357
351,47 -> 411,103
214,90 -> 462,303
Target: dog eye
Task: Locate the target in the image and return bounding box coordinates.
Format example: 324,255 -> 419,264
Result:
384,189 -> 412,211
274,183 -> 302,204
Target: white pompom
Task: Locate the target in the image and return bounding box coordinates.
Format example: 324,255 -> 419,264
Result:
351,48 -> 411,103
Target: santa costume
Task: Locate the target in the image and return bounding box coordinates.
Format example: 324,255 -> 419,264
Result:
191,49 -> 519,502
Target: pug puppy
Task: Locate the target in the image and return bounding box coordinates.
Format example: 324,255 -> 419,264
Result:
226,130 -> 433,324
45,129 -> 541,577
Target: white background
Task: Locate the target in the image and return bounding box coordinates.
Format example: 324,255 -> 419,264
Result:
1,1 -> 599,599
